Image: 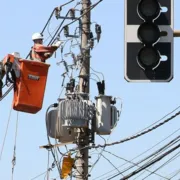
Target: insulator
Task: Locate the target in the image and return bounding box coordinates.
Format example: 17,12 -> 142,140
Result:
66,83 -> 71,91
89,39 -> 94,50
64,26 -> 69,37
71,53 -> 77,65
67,78 -> 75,92
95,24 -> 102,42
55,7 -> 61,19
90,32 -> 94,39
69,8 -> 75,18
63,61 -> 69,72
95,24 -> 102,34
96,81 -> 105,95
77,54 -> 83,63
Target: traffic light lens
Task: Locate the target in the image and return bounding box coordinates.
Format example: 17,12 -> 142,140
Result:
138,0 -> 161,20
137,46 -> 160,68
138,22 -> 160,44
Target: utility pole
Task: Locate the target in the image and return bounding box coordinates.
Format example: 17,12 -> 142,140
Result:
75,0 -> 91,179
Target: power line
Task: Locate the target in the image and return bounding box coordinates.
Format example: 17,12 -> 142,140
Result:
132,139 -> 180,180
168,168 -> 180,179
142,150 -> 180,180
94,111 -> 180,148
93,127 -> 180,180
11,112 -> 19,180
88,135 -> 107,177
0,107 -> 12,161
47,10 -> 71,46
107,135 -> 180,180
30,171 -> 47,180
72,109 -> 180,151
119,143 -> 180,180
100,152 -> 124,178
49,0 -> 103,46
41,0 -> 75,34
101,150 -> 169,180
132,106 -> 180,136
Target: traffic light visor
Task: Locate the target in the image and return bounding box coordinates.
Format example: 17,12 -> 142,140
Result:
137,46 -> 160,69
138,22 -> 160,44
138,0 -> 161,20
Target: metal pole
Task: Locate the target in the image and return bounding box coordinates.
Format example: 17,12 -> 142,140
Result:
75,0 -> 91,179
173,30 -> 180,37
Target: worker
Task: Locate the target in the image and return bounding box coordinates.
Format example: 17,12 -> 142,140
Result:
30,32 -> 62,62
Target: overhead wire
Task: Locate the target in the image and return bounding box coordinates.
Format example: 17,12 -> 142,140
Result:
87,135 -> 107,177
26,0 -> 76,58
107,136 -> 180,180
90,73 -> 101,81
95,134 -> 180,180
44,25 -> 60,44
46,1 -> 78,37
45,150 -> 50,180
11,112 -> 19,180
133,144 -> 178,180
48,10 -> 71,46
168,168 -> 180,179
118,143 -> 180,180
142,150 -> 180,180
99,150 -> 124,178
90,66 -> 104,80
41,9 -> 56,35
30,161 -> 56,180
30,171 -> 47,180
45,104 -> 61,177
49,0 -> 103,46
49,0 -> 83,46
0,107 -> 12,160
132,139 -> 180,180
132,106 -> 180,136
91,109 -> 180,149
99,150 -> 170,180
70,109 -> 180,152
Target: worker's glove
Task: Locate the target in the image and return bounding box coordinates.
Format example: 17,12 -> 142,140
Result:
52,40 -> 63,47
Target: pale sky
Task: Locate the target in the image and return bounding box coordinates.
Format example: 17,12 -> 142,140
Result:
0,0 -> 180,180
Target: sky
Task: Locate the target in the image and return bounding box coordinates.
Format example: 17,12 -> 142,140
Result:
0,0 -> 180,180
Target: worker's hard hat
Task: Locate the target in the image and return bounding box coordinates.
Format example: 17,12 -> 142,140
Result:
32,32 -> 43,41
12,52 -> 21,58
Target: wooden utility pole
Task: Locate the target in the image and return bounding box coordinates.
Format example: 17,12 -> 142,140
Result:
75,0 -> 91,179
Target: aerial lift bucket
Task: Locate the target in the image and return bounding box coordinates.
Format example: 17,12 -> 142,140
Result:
13,59 -> 50,114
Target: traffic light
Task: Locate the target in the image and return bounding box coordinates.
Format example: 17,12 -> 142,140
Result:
124,0 -> 174,82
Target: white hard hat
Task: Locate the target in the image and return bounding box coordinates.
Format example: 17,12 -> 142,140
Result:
12,52 -> 21,58
32,32 -> 43,41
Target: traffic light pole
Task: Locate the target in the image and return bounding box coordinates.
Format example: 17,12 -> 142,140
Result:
174,30 -> 180,37
75,0 -> 91,179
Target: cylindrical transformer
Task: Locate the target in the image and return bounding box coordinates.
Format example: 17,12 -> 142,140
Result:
95,95 -> 112,135
47,108 -> 76,143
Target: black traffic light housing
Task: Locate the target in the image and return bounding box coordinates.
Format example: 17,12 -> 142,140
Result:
124,0 -> 174,82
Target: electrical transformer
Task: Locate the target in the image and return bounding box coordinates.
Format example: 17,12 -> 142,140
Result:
47,108 -> 76,143
59,99 -> 94,128
95,95 -> 119,135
